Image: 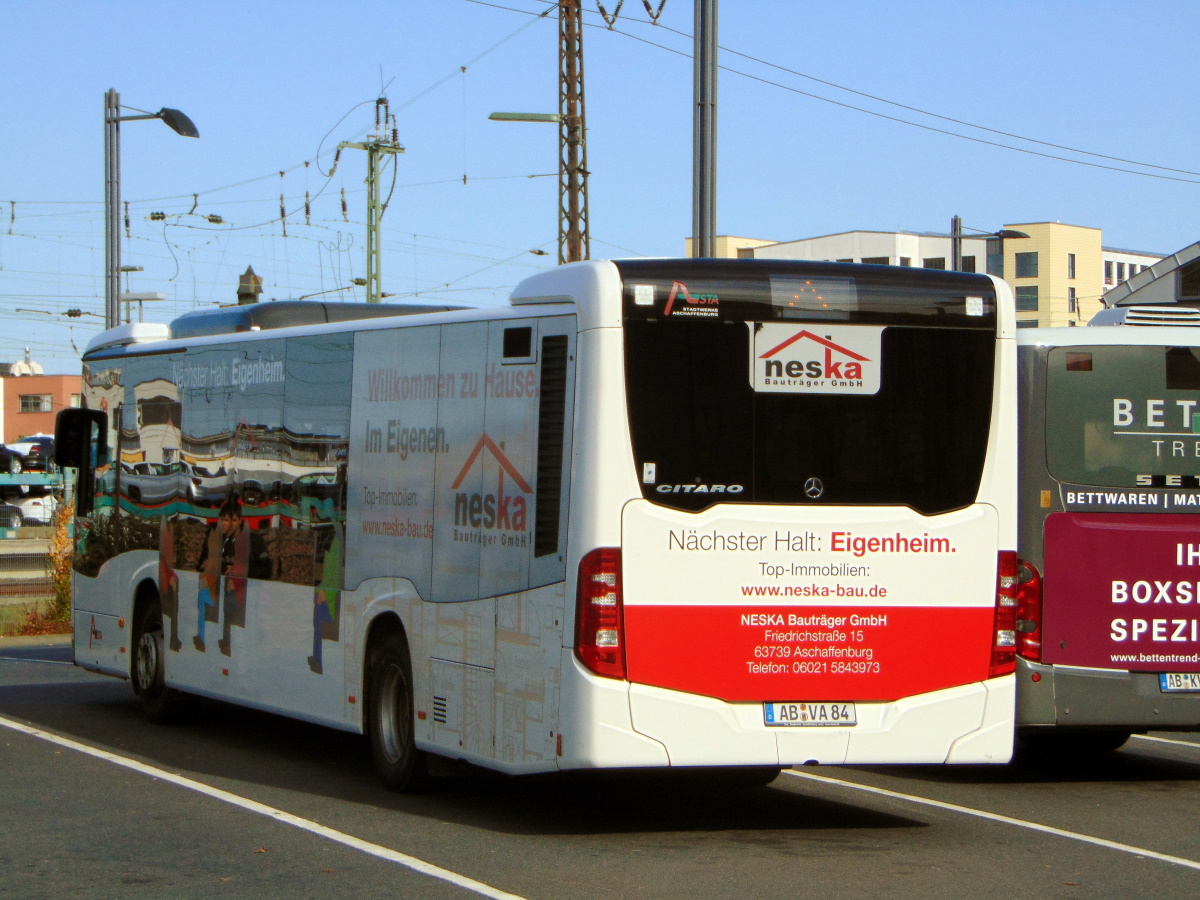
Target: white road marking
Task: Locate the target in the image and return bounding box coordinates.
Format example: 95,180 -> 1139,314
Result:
0,655 -> 73,665
0,714 -> 528,900
783,769 -> 1200,872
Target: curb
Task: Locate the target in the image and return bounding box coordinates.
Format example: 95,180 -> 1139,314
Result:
0,633 -> 71,647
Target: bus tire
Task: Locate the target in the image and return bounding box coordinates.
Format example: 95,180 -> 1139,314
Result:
368,633 -> 430,792
134,600 -> 184,724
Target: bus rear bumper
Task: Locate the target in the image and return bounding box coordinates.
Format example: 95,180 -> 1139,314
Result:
1017,658 -> 1200,731
619,676 -> 1014,767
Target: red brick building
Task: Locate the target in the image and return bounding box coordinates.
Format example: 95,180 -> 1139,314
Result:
0,373 -> 81,445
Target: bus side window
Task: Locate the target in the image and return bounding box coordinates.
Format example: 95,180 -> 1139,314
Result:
503,326 -> 533,361
1166,346 -> 1200,390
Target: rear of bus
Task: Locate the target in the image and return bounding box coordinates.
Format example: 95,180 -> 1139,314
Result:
550,259 -> 1017,769
1016,326 -> 1200,750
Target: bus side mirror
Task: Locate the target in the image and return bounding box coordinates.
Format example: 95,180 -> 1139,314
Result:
55,408 -> 108,516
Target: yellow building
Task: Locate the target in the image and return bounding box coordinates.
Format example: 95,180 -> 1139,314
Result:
682,235 -> 777,258
1000,222 -> 1162,327
1002,222 -> 1102,327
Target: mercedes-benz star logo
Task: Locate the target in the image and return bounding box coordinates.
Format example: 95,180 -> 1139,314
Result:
804,477 -> 824,499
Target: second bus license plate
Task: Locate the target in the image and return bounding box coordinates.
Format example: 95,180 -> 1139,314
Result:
764,701 -> 856,727
1160,673 -> 1200,692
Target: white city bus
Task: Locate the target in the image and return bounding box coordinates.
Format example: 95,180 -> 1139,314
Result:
56,259 -> 1018,790
1016,313 -> 1200,752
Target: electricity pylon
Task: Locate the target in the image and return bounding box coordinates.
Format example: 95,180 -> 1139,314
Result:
330,97 -> 404,302
559,0 -> 590,265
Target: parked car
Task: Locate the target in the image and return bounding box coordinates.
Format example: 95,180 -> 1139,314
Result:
0,502 -> 21,528
181,461 -> 230,506
0,446 -> 23,474
120,462 -> 177,506
16,492 -> 58,525
8,434 -> 55,472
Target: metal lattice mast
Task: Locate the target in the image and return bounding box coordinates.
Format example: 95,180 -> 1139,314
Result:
334,98 -> 404,302
559,0 -> 590,265
366,140 -> 386,302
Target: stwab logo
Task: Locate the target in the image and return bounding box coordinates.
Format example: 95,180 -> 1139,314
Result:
663,281 -> 720,318
751,323 -> 884,395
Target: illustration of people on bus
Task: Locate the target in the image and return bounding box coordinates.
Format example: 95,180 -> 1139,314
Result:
159,516 -> 182,652
196,498 -> 269,656
193,512 -> 221,652
308,518 -> 343,675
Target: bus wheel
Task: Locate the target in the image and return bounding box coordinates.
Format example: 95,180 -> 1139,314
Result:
134,601 -> 184,724
368,633 -> 430,792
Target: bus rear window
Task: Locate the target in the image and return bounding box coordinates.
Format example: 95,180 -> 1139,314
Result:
1046,345 -> 1200,487
618,261 -> 998,515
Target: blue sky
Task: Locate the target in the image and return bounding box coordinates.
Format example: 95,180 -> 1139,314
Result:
2,1 -> 1197,372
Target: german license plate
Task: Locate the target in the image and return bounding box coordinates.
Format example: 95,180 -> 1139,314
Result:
1160,672 -> 1200,692
764,701 -> 856,727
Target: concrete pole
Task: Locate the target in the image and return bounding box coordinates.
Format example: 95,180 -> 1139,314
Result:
951,215 -> 962,271
104,89 -> 122,330
692,0 -> 717,258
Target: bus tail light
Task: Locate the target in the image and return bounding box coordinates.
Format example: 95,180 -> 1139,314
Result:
574,547 -> 626,679
1015,558 -> 1043,663
989,551 -> 1018,678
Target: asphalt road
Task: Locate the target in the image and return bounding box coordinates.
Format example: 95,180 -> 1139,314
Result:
2,636 -> 1198,900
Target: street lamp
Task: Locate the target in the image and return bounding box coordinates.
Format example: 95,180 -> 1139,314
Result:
489,109 -> 588,265
489,112 -> 560,124
489,112 -> 576,265
950,215 -> 1029,273
121,292 -> 167,325
105,89 -> 199,329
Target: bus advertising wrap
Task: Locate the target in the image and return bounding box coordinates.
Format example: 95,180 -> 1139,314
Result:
621,502 -> 1000,702
1043,512 -> 1200,673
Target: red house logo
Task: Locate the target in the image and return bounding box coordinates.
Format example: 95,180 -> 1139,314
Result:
451,434 -> 532,533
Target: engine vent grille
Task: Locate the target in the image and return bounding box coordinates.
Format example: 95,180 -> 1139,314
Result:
1119,305 -> 1200,326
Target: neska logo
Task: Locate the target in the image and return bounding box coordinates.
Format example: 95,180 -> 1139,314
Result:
759,329 -> 869,380
451,434 -> 532,532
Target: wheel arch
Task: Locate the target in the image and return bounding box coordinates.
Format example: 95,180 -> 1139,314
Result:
363,611 -> 408,695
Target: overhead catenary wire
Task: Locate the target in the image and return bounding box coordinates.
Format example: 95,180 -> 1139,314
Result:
80,7 -> 560,210
649,20 -> 1200,180
467,0 -> 1200,185
0,1 -> 556,312
11,0 -> 1185,349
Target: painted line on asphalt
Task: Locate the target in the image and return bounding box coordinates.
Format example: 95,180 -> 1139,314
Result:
0,713 -> 528,900
783,769 -> 1200,872
1130,733 -> 1200,751
0,655 -> 73,665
